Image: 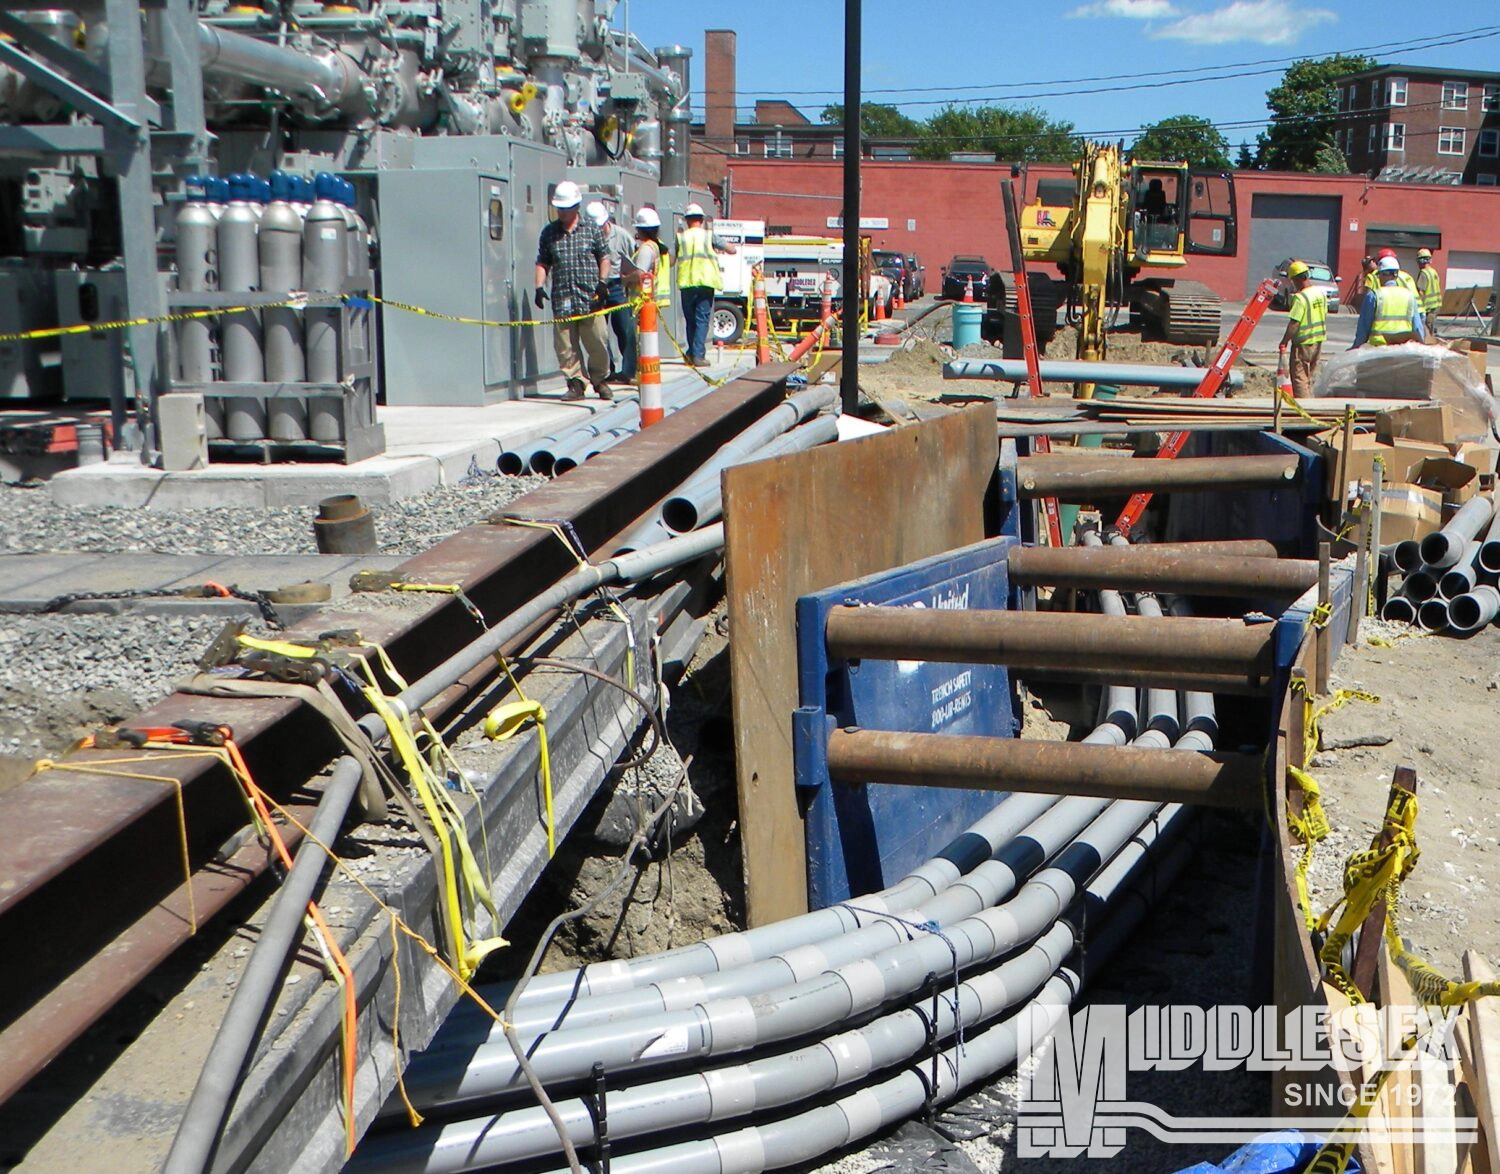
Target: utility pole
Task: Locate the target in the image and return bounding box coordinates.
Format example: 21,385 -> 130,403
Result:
840,0 -> 861,415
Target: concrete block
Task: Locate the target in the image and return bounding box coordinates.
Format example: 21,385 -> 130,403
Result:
158,393 -> 209,472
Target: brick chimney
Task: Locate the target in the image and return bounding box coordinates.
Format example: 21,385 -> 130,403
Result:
704,29 -> 736,147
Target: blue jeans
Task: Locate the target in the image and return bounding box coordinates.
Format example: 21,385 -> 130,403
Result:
681,286 -> 715,362
605,279 -> 636,379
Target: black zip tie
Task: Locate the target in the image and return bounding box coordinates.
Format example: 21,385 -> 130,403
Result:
587,1060 -> 611,1174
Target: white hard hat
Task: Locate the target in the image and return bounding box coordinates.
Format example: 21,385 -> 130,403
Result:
551,180 -> 582,209
1378,255 -> 1400,273
584,200 -> 609,225
634,207 -> 661,229
684,202 -> 706,218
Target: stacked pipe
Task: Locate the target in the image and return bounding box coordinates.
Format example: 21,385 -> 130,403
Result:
347,538 -> 1249,1173
1381,494 -> 1498,635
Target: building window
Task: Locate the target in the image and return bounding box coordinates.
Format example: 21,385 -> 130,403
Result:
763,132 -> 792,159
1387,77 -> 1407,106
1367,123 -> 1378,154
1482,129 -> 1500,159
831,139 -> 845,159
734,137 -> 749,156
1442,81 -> 1470,110
1386,123 -> 1405,152
1439,126 -> 1467,155
1486,84 -> 1500,111
1479,174 -> 1498,187
1369,80 -> 1380,107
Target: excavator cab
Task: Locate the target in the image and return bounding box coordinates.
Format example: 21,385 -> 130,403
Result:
1126,163 -> 1237,266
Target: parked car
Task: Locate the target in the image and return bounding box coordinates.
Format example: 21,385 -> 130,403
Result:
905,254 -> 925,298
941,255 -> 992,301
872,250 -> 911,300
1270,258 -> 1341,313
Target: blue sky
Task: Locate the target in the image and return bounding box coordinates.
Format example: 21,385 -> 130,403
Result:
617,1 -> 1500,151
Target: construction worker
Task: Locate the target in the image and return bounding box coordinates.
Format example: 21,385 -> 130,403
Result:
1278,261 -> 1327,397
1361,255 -> 1379,294
586,200 -> 638,384
675,203 -> 736,366
1417,247 -> 1443,331
535,180 -> 611,401
630,207 -> 672,310
1376,247 -> 1420,300
1353,255 -> 1426,347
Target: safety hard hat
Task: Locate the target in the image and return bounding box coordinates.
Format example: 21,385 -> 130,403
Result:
1378,255 -> 1400,273
684,202 -> 706,218
1287,260 -> 1309,279
550,181 -> 582,209
584,200 -> 609,226
1417,248 -> 1433,260
634,207 -> 661,229
1377,247 -> 1397,260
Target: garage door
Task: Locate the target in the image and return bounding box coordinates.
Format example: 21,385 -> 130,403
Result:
1246,194 -> 1341,297
1446,249 -> 1499,294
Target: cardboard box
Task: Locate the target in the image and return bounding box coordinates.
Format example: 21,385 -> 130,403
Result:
1354,349 -> 1446,398
1377,405 -> 1453,445
1378,482 -> 1443,543
1407,456 -> 1478,506
1313,430 -> 1452,498
1449,441 -> 1499,478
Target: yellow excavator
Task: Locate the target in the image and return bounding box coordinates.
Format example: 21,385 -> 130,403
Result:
1014,141 -> 1238,365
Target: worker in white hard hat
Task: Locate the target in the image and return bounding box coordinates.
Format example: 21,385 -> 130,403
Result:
1416,247 -> 1442,332
586,200 -> 639,384
1353,255 -> 1427,348
629,207 -> 672,314
535,180 -> 611,400
675,202 -> 736,366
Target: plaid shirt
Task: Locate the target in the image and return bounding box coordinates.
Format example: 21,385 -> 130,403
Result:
537,219 -> 606,316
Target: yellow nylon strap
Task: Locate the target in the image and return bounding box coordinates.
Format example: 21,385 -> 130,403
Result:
486,696 -> 555,857
237,633 -> 323,659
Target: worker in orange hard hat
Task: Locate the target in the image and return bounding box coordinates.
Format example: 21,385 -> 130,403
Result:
1278,260 -> 1327,396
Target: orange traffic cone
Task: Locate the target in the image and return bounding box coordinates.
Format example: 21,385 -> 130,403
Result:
962,276 -> 974,303
1277,357 -> 1294,401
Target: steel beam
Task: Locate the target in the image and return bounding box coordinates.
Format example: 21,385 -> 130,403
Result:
1006,545 -> 1318,597
0,12 -> 114,101
824,605 -> 1275,680
827,728 -> 1264,809
1014,454 -> 1301,500
0,123 -> 106,154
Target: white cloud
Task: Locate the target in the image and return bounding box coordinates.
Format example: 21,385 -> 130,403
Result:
1152,0 -> 1335,44
1068,0 -> 1179,16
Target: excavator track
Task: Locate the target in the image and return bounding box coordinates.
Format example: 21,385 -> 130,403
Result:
983,271 -> 1062,352
1136,279 -> 1222,346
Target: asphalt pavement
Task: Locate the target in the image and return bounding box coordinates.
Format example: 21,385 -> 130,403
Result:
1222,299 -> 1360,355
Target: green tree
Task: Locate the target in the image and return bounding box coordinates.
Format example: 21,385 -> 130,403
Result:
913,105 -> 1077,162
1254,54 -> 1374,171
1131,115 -> 1231,170
1234,141 -> 1257,170
819,102 -> 922,138
1313,143 -> 1351,174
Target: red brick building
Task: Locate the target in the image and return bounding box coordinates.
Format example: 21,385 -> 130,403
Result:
1335,65 -> 1500,185
724,159 -> 1500,304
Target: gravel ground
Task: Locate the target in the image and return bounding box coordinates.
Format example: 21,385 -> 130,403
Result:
0,469 -> 543,557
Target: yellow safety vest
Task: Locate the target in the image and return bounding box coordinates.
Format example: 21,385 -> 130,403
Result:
1396,270 -> 1419,299
1289,288 -> 1327,347
1371,284 -> 1418,341
1418,266 -> 1442,315
676,225 -> 721,291
654,248 -> 672,307
1364,271 -> 1380,295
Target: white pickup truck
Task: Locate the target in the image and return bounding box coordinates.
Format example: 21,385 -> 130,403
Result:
708,226 -> 853,342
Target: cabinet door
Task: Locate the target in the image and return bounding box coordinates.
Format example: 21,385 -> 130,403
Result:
480,177 -> 513,388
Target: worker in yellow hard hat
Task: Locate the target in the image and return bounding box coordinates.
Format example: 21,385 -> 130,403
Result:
1416,247 -> 1442,332
1278,261 -> 1327,396
1353,256 -> 1426,347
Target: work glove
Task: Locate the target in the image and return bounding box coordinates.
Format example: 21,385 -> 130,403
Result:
592,281 -> 609,311
534,288 -> 548,311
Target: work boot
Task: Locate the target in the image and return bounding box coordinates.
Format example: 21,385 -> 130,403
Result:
562,378 -> 586,401
594,382 -> 614,402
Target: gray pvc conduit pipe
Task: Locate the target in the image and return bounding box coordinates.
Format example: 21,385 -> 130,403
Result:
1438,540 -> 1484,601
1108,534 -> 1177,749
550,388 -> 719,474
1419,493 -> 1495,570
943,357 -> 1244,390
660,413 -> 841,535
1479,508 -> 1500,576
1417,598 -> 1451,633
1393,540 -> 1423,575
1402,565 -> 1442,603
1381,595 -> 1417,624
1079,529 -> 1137,748
499,383 -> 709,475
393,799 -> 1157,1111
1167,599 -> 1219,753
442,794 -> 1106,1046
507,793 -> 1064,1014
1450,584 -> 1500,633
164,756 -> 365,1174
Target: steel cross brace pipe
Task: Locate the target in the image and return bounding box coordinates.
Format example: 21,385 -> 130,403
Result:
826,729 -> 1263,809
1006,545 -> 1317,597
1014,453 -> 1300,500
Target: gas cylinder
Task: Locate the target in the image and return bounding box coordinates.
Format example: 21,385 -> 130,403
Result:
261,170 -> 307,440
175,176 -> 223,439
304,173 -> 347,440
220,173 -> 266,440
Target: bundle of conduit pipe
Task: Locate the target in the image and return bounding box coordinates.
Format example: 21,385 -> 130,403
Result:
1382,493 -> 1500,635
346,536 -> 1219,1174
